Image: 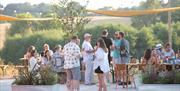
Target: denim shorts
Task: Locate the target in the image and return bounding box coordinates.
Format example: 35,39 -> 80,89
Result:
67,66 -> 81,80
114,57 -> 128,64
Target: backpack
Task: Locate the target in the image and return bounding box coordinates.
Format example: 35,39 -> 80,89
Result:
120,39 -> 129,57
52,52 -> 64,72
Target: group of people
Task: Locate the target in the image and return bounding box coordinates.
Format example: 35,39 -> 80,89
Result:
23,29 -> 130,91
141,42 -> 180,75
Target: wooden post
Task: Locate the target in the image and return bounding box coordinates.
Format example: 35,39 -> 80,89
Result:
168,0 -> 172,45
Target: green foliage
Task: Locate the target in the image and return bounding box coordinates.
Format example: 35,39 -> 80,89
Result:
135,27 -> 159,58
131,0 -> 162,29
3,3 -> 53,17
54,0 -> 90,37
1,29 -> 65,64
142,70 -> 180,84
14,66 -> 57,85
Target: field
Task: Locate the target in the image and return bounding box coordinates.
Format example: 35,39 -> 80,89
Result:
87,16 -> 131,26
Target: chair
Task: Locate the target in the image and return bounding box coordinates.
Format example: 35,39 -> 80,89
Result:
115,64 -> 136,89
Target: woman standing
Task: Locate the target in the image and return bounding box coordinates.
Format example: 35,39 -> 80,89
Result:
94,38 -> 110,91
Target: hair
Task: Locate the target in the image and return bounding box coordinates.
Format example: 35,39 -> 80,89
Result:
27,45 -> 35,53
71,35 -> 78,40
165,42 -> 171,48
144,48 -> 152,61
54,45 -> 62,51
119,32 -> 125,38
97,38 -> 108,53
102,29 -> 108,35
30,49 -> 36,57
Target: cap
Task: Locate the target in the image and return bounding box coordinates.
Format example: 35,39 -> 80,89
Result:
156,44 -> 162,49
84,33 -> 92,38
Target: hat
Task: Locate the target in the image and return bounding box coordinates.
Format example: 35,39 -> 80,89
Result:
156,44 -> 162,49
84,33 -> 92,38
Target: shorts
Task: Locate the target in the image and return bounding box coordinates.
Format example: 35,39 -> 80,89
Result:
66,66 -> 81,80
114,57 -> 128,64
95,66 -> 103,74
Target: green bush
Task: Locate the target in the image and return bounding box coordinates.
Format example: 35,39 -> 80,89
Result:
0,29 -> 65,64
13,66 -> 57,85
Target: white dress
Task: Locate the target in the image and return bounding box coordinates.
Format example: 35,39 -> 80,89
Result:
93,48 -> 110,73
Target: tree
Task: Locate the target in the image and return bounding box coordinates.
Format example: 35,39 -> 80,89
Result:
98,6 -> 114,10
135,27 -> 159,58
131,0 -> 162,29
54,0 -> 90,37
8,13 -> 34,36
3,3 -> 53,17
160,0 -> 180,23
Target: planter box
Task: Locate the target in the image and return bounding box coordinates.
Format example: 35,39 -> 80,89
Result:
12,84 -> 59,91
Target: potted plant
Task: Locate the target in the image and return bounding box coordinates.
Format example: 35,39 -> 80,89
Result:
12,66 -> 58,91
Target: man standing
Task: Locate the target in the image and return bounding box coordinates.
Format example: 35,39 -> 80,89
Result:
101,29 -> 113,64
64,35 -> 81,91
82,33 -> 94,85
119,32 -> 130,64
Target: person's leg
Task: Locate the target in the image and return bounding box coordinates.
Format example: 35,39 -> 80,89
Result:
100,74 -> 107,91
97,74 -> 102,91
66,69 -> 73,91
71,67 -> 81,91
85,60 -> 94,85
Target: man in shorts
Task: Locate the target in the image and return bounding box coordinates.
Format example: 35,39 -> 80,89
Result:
64,35 -> 81,91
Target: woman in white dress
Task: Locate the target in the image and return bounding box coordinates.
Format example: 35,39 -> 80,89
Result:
94,38 -> 110,91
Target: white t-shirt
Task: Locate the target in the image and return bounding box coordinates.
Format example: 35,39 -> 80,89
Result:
162,49 -> 175,58
29,57 -> 39,72
93,48 -> 110,73
82,41 -> 94,62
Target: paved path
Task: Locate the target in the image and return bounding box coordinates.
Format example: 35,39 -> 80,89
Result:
0,79 -> 137,91
1,79 -> 180,91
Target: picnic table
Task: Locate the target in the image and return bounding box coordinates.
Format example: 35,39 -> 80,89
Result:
0,65 -> 9,76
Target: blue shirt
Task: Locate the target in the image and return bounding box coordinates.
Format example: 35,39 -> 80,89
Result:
112,39 -> 121,58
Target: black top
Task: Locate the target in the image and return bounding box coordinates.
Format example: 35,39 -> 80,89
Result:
101,36 -> 113,50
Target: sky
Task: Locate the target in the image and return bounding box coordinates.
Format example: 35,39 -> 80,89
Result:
0,0 -> 147,9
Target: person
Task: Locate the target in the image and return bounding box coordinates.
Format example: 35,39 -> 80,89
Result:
52,45 -> 64,72
119,32 -> 130,64
43,44 -> 53,56
175,49 -> 180,64
24,46 -> 36,60
41,50 -> 52,66
52,45 -> 65,83
82,33 -> 94,85
101,29 -> 113,84
155,44 -> 163,60
101,29 -> 113,64
28,46 -> 40,73
63,35 -> 81,91
162,43 -> 175,63
141,49 -> 159,81
111,31 -> 122,84
142,49 -> 152,73
94,38 -> 110,91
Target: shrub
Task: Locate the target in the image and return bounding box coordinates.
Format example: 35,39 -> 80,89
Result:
13,66 -> 57,85
0,29 -> 65,64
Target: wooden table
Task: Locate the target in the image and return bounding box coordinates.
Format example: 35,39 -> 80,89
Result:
0,65 -> 8,76
14,65 -> 26,76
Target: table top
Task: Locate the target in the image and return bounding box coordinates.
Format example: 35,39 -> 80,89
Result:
0,65 -> 8,67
